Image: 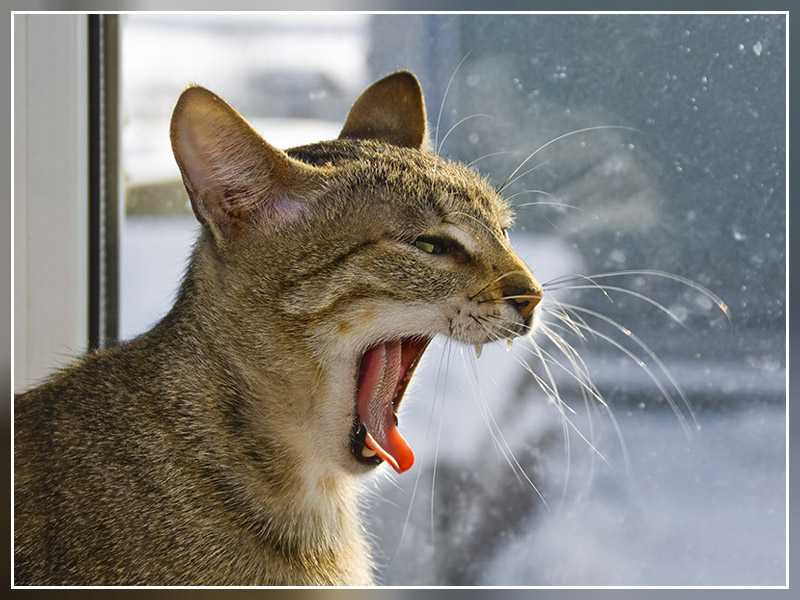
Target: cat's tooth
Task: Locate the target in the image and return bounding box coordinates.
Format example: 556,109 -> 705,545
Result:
474,344 -> 483,359
506,338 -> 514,352
361,446 -> 377,458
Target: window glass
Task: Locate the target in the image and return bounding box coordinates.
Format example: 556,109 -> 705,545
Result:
120,13 -> 785,586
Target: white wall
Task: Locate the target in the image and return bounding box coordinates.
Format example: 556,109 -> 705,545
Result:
14,14 -> 89,393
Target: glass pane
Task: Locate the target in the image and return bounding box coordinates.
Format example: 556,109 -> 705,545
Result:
119,13 -> 785,586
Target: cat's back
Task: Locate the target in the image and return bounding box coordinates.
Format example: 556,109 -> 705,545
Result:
15,341 -> 251,584
14,341 -> 201,584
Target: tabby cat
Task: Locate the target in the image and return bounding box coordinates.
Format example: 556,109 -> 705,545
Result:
14,71 -> 542,585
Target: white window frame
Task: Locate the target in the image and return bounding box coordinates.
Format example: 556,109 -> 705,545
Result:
14,14 -> 89,393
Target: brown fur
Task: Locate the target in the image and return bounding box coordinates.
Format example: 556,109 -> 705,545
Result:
14,72 -> 541,585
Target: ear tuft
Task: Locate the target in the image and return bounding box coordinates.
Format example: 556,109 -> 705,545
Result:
338,71 -> 428,149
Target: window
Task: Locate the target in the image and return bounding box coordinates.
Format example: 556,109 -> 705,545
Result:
118,13 -> 785,586
17,12 -> 786,586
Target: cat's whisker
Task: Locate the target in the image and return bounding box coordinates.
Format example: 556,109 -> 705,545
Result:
542,302 -> 590,341
539,323 -> 605,497
533,328 -> 605,407
531,325 -> 629,472
543,274 -> 615,305
458,342 -> 519,476
433,50 -> 473,158
498,125 -> 641,193
466,322 -> 549,506
393,336 -> 451,560
544,283 -> 712,442
510,197 -> 600,221
499,158 -> 553,193
429,339 -> 456,544
514,344 -> 576,494
468,269 -> 532,302
550,283 -> 693,331
438,114 -> 494,157
544,269 -> 731,321
466,150 -> 519,168
481,314 -> 623,470
559,302 -> 698,439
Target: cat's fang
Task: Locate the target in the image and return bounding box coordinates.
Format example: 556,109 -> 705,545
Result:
475,344 -> 483,358
361,446 -> 377,458
506,338 -> 514,351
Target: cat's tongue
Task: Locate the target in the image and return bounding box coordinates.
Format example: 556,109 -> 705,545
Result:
356,341 -> 414,474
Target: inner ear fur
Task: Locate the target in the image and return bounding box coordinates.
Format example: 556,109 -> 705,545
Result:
170,85 -> 322,241
338,71 -> 429,150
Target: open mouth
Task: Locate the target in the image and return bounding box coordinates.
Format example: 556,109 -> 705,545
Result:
350,336 -> 431,474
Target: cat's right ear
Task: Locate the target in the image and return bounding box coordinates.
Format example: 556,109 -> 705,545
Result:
339,71 -> 429,150
170,86 -> 323,243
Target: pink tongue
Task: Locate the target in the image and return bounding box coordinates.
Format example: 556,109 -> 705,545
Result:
356,340 -> 415,473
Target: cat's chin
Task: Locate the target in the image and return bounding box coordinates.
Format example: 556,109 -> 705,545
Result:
348,336 -> 431,474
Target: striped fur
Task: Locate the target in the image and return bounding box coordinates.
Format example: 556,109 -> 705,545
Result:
14,72 -> 541,585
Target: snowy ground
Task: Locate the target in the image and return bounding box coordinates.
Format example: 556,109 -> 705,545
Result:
122,217 -> 786,588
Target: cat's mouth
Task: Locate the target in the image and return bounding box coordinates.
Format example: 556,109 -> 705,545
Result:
349,336 -> 431,474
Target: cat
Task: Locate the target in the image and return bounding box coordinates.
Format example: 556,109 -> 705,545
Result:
14,71 -> 542,586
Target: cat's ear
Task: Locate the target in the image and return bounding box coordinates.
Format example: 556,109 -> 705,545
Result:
338,71 -> 429,150
170,86 -> 322,242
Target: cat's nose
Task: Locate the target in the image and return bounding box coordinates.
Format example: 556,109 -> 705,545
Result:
505,284 -> 543,320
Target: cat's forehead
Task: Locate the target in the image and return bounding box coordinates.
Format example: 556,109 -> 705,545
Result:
431,162 -> 513,229
287,139 -> 513,231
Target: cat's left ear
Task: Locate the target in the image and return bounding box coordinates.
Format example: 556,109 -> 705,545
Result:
339,71 -> 429,150
170,86 -> 324,244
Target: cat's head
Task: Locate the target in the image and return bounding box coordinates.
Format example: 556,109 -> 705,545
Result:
170,72 -> 542,477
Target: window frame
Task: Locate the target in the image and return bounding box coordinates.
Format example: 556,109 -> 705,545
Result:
13,14 -> 98,391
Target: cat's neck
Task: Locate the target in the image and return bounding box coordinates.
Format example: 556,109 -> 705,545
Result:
135,249 -> 369,575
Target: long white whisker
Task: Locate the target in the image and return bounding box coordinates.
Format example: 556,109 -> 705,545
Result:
393,337 -> 449,559
467,150 -> 519,168
434,50 -> 473,157
505,188 -> 562,203
543,303 -> 589,341
438,114 -> 494,156
546,270 -> 730,321
499,158 -> 554,192
429,339 -> 454,544
538,323 -> 602,487
499,125 -> 641,192
523,342 -> 611,467
533,326 -> 629,472
560,302 -> 698,438
543,273 -> 614,303
468,321 -> 549,506
550,283 -> 693,331
461,345 -> 522,478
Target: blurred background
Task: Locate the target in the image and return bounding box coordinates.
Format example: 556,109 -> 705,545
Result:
15,12 -> 787,587
118,14 -> 786,586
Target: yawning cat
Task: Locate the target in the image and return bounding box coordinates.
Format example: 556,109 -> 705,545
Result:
14,71 -> 542,585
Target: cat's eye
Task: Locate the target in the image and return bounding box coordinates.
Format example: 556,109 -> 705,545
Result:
414,240 -> 437,254
412,236 -> 467,260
